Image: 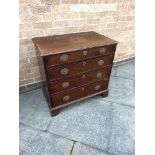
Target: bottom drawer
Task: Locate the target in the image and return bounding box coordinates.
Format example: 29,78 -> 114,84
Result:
51,80 -> 108,107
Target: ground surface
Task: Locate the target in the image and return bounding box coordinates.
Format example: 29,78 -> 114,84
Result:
19,61 -> 135,155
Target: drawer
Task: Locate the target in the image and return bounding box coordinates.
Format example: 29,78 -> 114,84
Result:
47,54 -> 114,80
45,44 -> 116,67
51,80 -> 108,107
49,67 -> 111,93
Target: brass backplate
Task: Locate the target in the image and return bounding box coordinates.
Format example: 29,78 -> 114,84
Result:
60,54 -> 69,62
60,68 -> 69,75
62,82 -> 69,88
96,72 -> 102,79
83,50 -> 88,56
99,48 -> 106,55
94,85 -> 101,90
97,60 -> 104,66
63,95 -> 70,102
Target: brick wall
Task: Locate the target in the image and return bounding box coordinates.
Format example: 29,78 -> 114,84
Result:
19,0 -> 135,87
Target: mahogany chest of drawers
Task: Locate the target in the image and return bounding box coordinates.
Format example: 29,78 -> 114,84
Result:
32,31 -> 117,116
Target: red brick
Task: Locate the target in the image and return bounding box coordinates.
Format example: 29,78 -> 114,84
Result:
53,20 -> 71,27
63,27 -> 79,33
19,39 -> 33,45
22,30 -> 44,38
87,19 -> 100,24
33,22 -> 52,29
20,78 -> 34,86
63,12 -> 79,19
72,19 -> 88,27
20,15 -> 43,23
19,0 -> 41,5
30,5 -> 51,14
19,6 -> 30,15
19,58 -> 28,64
61,0 -> 79,4
79,0 -> 95,3
19,24 -> 32,31
34,76 -> 42,82
41,0 -> 60,5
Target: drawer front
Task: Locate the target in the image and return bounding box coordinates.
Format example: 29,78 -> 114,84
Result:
49,67 -> 111,93
46,44 -> 116,67
47,54 -> 114,80
51,80 -> 108,107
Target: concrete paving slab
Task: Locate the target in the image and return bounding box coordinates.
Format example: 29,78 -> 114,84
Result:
103,87 -> 135,107
72,142 -> 111,155
108,104 -> 135,155
116,61 -> 135,80
111,67 -> 117,76
48,99 -> 112,151
105,76 -> 135,107
19,89 -> 51,130
19,125 -> 73,155
109,76 -> 134,90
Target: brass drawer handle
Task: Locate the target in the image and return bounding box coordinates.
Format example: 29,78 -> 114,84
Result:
63,95 -> 70,102
83,50 -> 88,56
82,74 -> 86,79
94,85 -> 101,91
82,61 -> 87,67
96,72 -> 102,79
60,68 -> 69,75
62,82 -> 69,89
97,60 -> 104,66
60,54 -> 69,62
99,48 -> 106,55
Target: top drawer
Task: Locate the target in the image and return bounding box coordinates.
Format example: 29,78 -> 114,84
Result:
45,44 -> 116,67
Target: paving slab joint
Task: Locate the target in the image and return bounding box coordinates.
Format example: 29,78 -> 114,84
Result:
70,141 -> 75,155
105,102 -> 114,152
112,75 -> 135,81
103,99 -> 135,109
44,120 -> 52,132
111,101 -> 135,109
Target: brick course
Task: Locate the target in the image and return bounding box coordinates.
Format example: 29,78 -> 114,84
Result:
19,0 -> 135,87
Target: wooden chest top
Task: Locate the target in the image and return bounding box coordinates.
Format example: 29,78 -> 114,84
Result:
32,31 -> 117,56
